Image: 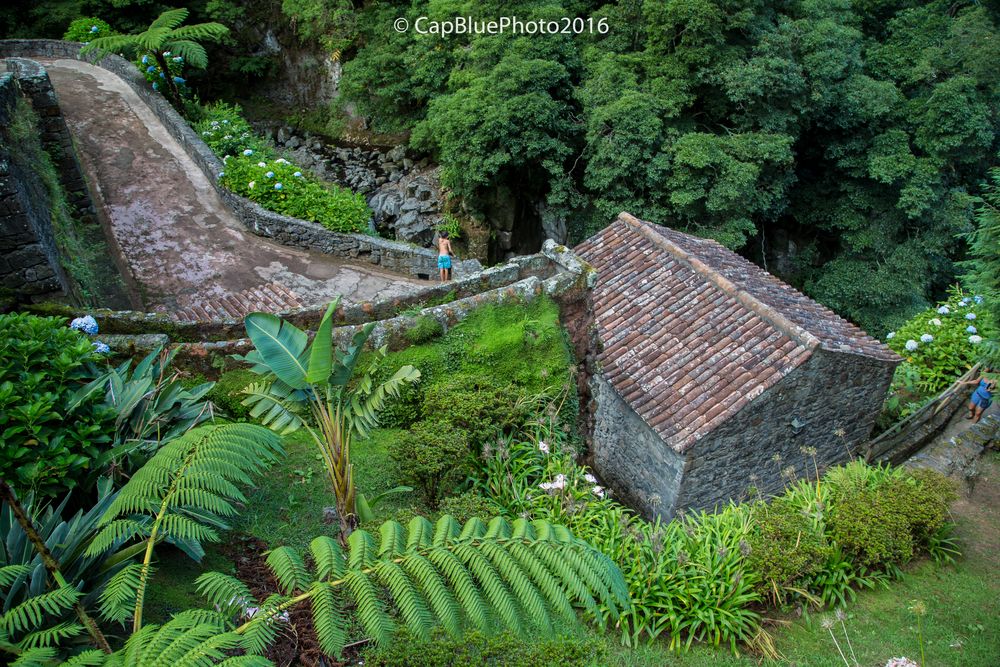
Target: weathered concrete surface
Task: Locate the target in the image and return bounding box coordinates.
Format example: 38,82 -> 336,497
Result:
907,400 -> 999,479
40,58 -> 422,314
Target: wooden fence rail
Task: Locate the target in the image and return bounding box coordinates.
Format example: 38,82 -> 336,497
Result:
864,364 -> 982,465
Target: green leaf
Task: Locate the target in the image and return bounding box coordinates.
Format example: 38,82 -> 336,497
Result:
243,313 -> 310,390
306,300 -> 340,384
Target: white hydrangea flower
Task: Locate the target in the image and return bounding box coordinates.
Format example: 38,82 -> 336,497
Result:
970,335 -> 983,344
248,180 -> 255,189
929,318 -> 941,326
886,331 -> 895,339
257,161 -> 267,168
937,306 -> 950,315
920,334 -> 933,343
905,340 -> 918,351
584,473 -> 597,484
966,312 -> 977,320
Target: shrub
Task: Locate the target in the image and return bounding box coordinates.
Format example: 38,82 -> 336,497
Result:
405,314 -> 444,344
0,313 -> 114,496
422,372 -> 528,445
390,419 -> 470,506
884,288 -> 993,393
63,17 -> 113,42
890,469 -> 958,544
206,368 -> 257,420
747,497 -> 832,606
364,629 -> 603,667
828,483 -> 915,569
436,490 -> 498,524
194,104 -> 371,234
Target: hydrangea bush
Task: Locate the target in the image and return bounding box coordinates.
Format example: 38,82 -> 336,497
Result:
193,103 -> 370,233
134,51 -> 186,95
883,289 -> 993,394
63,17 -> 113,43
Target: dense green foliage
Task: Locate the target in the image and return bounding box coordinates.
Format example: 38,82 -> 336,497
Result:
62,17 -> 112,42
0,314 -> 112,497
472,417 -> 960,653
365,629 -> 605,666
390,420 -> 470,506
333,0 -> 1000,332
195,103 -> 371,233
964,168 -> 1000,362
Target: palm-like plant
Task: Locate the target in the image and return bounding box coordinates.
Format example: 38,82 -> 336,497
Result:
237,298 -> 421,538
80,8 -> 229,111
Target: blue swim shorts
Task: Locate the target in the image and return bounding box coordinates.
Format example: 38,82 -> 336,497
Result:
972,391 -> 992,410
438,254 -> 452,270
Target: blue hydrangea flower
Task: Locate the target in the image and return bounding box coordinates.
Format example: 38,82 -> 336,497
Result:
218,171 -> 225,178
937,305 -> 950,315
960,297 -> 970,306
146,65 -> 156,73
905,340 -> 918,351
159,72 -> 165,78
265,171 -> 274,178
90,26 -> 99,33
70,315 -> 99,335
293,171 -> 302,178
920,333 -> 933,343
974,295 -> 984,304
243,149 -> 254,156
172,76 -> 185,84
274,183 -> 283,190
142,55 -> 149,64
152,82 -> 159,90
92,341 -> 111,354
967,313 -> 977,320
967,325 -> 977,334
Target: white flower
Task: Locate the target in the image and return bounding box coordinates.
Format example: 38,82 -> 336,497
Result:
539,482 -> 552,491
938,306 -> 950,315
163,51 -> 171,56
211,120 -> 220,127
592,486 -> 605,498
960,298 -> 971,306
257,161 -> 267,168
274,183 -> 283,190
967,312 -> 977,320
920,334 -> 933,343
276,158 -> 289,164
886,331 -> 895,339
201,131 -> 210,136
584,473 -> 597,484
248,180 -> 255,189
223,155 -> 231,163
265,171 -> 275,178
218,171 -> 225,178
537,440 -> 549,454
929,318 -> 941,326
223,134 -> 232,140
905,340 -> 919,351
243,149 -> 253,156
967,325 -> 977,334
293,171 -> 303,178
884,658 -> 918,667
970,335 -> 983,344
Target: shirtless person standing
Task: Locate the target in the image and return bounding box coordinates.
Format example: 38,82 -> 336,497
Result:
437,231 -> 454,281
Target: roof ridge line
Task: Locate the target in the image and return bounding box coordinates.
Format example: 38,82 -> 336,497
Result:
617,212 -> 821,353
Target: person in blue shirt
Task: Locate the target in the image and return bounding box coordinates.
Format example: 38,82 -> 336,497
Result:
963,376 -> 996,423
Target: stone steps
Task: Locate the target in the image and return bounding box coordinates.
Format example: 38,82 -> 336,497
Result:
173,282 -> 304,322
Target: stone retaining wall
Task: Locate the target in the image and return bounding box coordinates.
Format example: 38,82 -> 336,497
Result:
0,72 -> 67,296
0,40 -> 482,281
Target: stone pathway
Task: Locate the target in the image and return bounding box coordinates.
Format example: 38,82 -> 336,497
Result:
906,396 -> 998,478
40,58 -> 423,318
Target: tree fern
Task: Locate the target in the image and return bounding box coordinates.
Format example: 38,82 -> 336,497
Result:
213,515 -> 629,660
86,423 -> 283,631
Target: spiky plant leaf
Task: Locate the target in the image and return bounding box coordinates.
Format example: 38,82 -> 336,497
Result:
195,573 -> 257,616
308,537 -> 344,582
309,581 -> 347,659
97,563 -> 145,623
264,547 -> 309,595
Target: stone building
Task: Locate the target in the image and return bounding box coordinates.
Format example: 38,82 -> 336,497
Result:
575,213 -> 900,520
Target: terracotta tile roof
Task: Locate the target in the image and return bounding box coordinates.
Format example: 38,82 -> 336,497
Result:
575,213 -> 899,453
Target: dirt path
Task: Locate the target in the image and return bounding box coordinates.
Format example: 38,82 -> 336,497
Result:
40,58 -> 422,316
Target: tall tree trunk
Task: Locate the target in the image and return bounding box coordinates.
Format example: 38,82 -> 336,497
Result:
0,481 -> 113,654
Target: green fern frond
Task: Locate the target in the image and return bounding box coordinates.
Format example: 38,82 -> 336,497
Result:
399,552 -> 462,638
10,646 -> 57,667
16,621 -> 83,649
432,515 -> 461,547
347,530 -> 377,569
405,517 -> 434,551
150,7 -> 188,31
195,573 -> 257,614
343,569 -> 394,646
424,547 -> 493,633
378,521 -> 406,558
308,537 -> 344,582
98,564 -> 145,623
451,543 -> 525,635
264,547 -> 309,595
238,594 -> 288,655
374,560 -> 434,640
61,650 -> 108,666
308,581 -> 347,659
0,586 -> 81,635
87,519 -> 150,557
0,565 -> 32,588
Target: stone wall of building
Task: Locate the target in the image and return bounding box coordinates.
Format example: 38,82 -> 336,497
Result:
0,40 -> 482,281
0,73 -> 66,296
590,374 -> 687,518
674,347 -> 897,513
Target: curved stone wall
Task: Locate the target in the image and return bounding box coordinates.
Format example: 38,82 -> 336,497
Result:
0,40 -> 482,282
